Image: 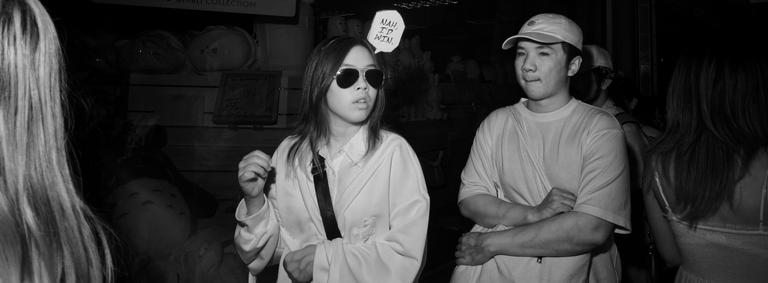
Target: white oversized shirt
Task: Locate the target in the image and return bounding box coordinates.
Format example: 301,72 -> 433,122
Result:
234,128 -> 430,283
452,98 -> 631,283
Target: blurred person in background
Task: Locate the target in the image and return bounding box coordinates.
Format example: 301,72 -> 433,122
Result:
644,43 -> 768,282
0,0 -> 114,282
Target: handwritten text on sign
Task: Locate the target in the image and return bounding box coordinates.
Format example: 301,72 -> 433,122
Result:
367,10 -> 405,53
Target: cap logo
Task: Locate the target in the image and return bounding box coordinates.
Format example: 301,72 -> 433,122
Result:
527,20 -> 536,26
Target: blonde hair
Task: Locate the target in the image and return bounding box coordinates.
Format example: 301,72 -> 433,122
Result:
0,0 -> 113,282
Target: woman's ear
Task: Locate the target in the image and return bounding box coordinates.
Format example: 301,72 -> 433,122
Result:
567,56 -> 582,77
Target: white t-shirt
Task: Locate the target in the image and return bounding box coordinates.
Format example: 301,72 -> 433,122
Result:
453,98 -> 631,282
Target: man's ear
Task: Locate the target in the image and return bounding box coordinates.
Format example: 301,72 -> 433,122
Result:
600,78 -> 613,90
567,56 -> 582,77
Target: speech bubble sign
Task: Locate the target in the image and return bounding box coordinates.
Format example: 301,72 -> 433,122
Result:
366,10 -> 405,53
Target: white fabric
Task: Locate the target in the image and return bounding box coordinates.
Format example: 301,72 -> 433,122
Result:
234,129 -> 430,283
452,98 -> 630,282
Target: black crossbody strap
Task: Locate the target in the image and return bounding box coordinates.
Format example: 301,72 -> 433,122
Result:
311,153 -> 342,240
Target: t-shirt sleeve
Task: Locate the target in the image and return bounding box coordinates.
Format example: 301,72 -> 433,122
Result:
574,124 -> 632,234
458,111 -> 501,202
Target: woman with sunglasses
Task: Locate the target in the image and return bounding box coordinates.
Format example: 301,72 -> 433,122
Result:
234,36 -> 430,283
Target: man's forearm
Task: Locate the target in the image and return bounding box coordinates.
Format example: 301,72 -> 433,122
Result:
485,211 -> 614,257
459,194 -> 538,228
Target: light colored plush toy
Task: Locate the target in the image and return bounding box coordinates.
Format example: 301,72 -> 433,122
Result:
186,26 -> 258,72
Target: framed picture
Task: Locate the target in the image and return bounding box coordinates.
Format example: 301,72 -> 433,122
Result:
213,71 -> 281,126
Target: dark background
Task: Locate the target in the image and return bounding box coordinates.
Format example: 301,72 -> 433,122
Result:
38,0 -> 768,282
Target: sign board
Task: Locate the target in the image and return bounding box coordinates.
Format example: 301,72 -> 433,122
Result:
213,71 -> 282,125
91,0 -> 296,17
366,10 -> 405,53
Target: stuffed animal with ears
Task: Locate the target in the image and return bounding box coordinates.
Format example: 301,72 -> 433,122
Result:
327,15 -> 347,38
116,30 -> 189,74
109,176 -> 246,283
105,126 -> 244,282
186,26 -> 259,72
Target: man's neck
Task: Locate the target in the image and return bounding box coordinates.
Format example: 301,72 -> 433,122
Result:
525,92 -> 572,113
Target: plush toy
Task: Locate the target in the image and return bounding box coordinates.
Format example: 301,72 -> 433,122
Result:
410,35 -> 424,60
346,18 -> 364,39
446,55 -> 466,82
186,26 -> 258,72
110,178 -> 193,260
130,225 -> 246,283
109,177 -> 246,282
327,15 -> 347,38
465,59 -> 481,81
397,38 -> 417,69
363,19 -> 373,38
67,29 -> 120,75
116,30 -> 188,74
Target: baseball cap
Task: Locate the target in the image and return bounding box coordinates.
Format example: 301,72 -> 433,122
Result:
580,44 -> 613,71
501,13 -> 583,51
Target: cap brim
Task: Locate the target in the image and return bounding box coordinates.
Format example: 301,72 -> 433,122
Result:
501,32 -> 563,50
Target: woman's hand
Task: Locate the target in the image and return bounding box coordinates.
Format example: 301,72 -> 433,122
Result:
238,150 -> 272,213
238,150 -> 272,197
284,245 -> 316,282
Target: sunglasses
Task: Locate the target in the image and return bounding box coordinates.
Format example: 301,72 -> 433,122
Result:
333,68 -> 384,89
583,66 -> 617,79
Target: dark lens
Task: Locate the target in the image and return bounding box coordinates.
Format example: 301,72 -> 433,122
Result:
365,69 -> 384,89
335,68 -> 359,89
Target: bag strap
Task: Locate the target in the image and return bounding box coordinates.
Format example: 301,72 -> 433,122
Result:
263,167 -> 276,196
615,111 -> 653,146
311,153 -> 343,240
613,111 -> 637,126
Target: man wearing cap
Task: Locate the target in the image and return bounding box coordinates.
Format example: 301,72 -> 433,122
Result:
452,13 -> 631,282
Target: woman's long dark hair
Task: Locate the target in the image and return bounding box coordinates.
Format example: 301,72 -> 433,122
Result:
286,36 -> 386,174
645,46 -> 768,226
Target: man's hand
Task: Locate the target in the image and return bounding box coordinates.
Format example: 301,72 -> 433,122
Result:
455,232 -> 495,266
283,244 -> 316,282
532,187 -> 576,222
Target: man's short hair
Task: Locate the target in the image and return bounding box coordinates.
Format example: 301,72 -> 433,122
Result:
562,42 -> 582,67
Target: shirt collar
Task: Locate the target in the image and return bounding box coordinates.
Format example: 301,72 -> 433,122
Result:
344,126 -> 368,164
317,126 -> 368,166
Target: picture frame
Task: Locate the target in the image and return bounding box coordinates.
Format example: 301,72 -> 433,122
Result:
212,71 -> 282,126
90,0 -> 296,17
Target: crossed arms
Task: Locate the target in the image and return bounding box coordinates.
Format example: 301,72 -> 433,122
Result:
455,115 -> 629,265
456,194 -> 615,265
